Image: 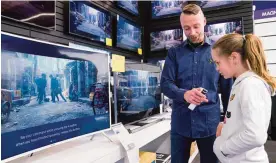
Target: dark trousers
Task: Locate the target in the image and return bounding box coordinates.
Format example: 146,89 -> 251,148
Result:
171,132 -> 218,163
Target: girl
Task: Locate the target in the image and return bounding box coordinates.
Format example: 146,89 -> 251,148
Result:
212,33 -> 276,163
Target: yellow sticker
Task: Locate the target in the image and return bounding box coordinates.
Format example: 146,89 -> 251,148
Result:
138,48 -> 142,55
112,54 -> 125,72
106,38 -> 112,46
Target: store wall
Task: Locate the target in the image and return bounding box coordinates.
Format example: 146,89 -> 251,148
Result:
1,1 -> 143,61
146,1 -> 254,60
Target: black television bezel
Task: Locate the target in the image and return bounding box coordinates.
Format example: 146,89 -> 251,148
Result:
116,1 -> 139,16
116,15 -> 142,52
68,0 -> 113,44
1,1 -> 56,30
151,0 -> 188,19
150,28 -> 183,52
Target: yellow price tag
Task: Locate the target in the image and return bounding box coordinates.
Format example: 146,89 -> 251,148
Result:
138,48 -> 142,55
112,54 -> 125,72
106,38 -> 112,46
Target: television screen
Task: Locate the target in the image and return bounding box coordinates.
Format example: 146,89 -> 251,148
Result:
115,70 -> 161,124
116,15 -> 141,51
205,20 -> 243,45
197,0 -> 241,9
151,29 -> 183,51
1,33 -> 110,161
1,1 -> 56,30
117,1 -> 139,16
69,1 -> 112,43
151,0 -> 188,19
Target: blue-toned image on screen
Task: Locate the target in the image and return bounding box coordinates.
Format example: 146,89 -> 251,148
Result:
205,20 -> 242,45
116,70 -> 161,123
151,29 -> 183,51
198,0 -> 240,9
117,16 -> 141,51
118,1 -> 139,15
1,33 -> 110,161
69,0 -> 112,43
152,0 -> 188,19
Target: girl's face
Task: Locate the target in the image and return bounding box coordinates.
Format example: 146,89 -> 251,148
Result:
211,48 -> 236,79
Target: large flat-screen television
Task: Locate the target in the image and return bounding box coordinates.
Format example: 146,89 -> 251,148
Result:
205,19 -> 243,45
1,1 -> 56,30
196,0 -> 241,10
69,0 -> 112,43
116,15 -> 141,51
1,33 -> 110,161
151,0 -> 188,19
115,70 -> 161,124
117,1 -> 139,16
151,28 -> 183,51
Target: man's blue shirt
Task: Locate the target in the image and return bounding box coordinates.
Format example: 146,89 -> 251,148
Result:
161,37 -> 233,138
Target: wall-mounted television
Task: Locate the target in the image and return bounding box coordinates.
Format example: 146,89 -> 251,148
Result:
1,1 -> 56,30
196,0 -> 241,10
151,28 -> 183,51
151,0 -> 188,19
116,15 -> 141,51
205,19 -> 243,45
117,1 -> 139,16
1,32 -> 110,161
69,0 -> 112,43
115,70 -> 161,124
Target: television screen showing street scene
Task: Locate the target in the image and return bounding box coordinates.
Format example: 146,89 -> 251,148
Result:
69,1 -> 112,43
197,0 -> 240,9
151,28 -> 183,51
151,0 -> 188,19
118,0 -> 139,15
1,33 -> 110,161
116,15 -> 141,51
116,70 -> 161,123
205,20 -> 243,45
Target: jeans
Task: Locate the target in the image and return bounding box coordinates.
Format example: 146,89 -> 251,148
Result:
171,132 -> 218,163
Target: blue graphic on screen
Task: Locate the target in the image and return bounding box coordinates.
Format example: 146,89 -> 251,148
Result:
151,29 -> 183,51
69,1 -> 112,43
152,0 -> 188,19
1,34 -> 110,161
116,70 -> 161,118
118,0 -> 139,15
116,16 -> 141,51
205,20 -> 242,45
198,0 -> 240,9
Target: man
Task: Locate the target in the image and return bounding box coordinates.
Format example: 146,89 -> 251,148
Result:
160,4 -> 233,163
49,74 -> 58,103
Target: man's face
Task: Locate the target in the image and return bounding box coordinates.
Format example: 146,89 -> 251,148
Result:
180,12 -> 206,43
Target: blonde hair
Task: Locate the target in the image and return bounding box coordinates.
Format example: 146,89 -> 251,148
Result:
212,33 -> 276,91
182,4 -> 203,15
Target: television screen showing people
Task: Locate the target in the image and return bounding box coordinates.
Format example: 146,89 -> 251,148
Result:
116,70 -> 161,123
205,20 -> 242,45
1,33 -> 110,161
118,0 -> 139,15
1,1 -> 55,30
152,0 -> 188,19
69,1 -> 112,43
151,29 -> 183,51
197,0 -> 240,9
116,16 -> 141,51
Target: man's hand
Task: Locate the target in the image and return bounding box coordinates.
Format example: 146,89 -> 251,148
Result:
216,122 -> 224,137
184,88 -> 208,105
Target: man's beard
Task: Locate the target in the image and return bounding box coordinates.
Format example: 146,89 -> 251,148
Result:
188,32 -> 204,43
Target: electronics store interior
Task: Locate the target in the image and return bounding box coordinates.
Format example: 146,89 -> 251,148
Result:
1,1 -> 276,163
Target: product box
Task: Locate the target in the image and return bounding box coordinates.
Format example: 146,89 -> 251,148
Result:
140,151 -> 156,163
